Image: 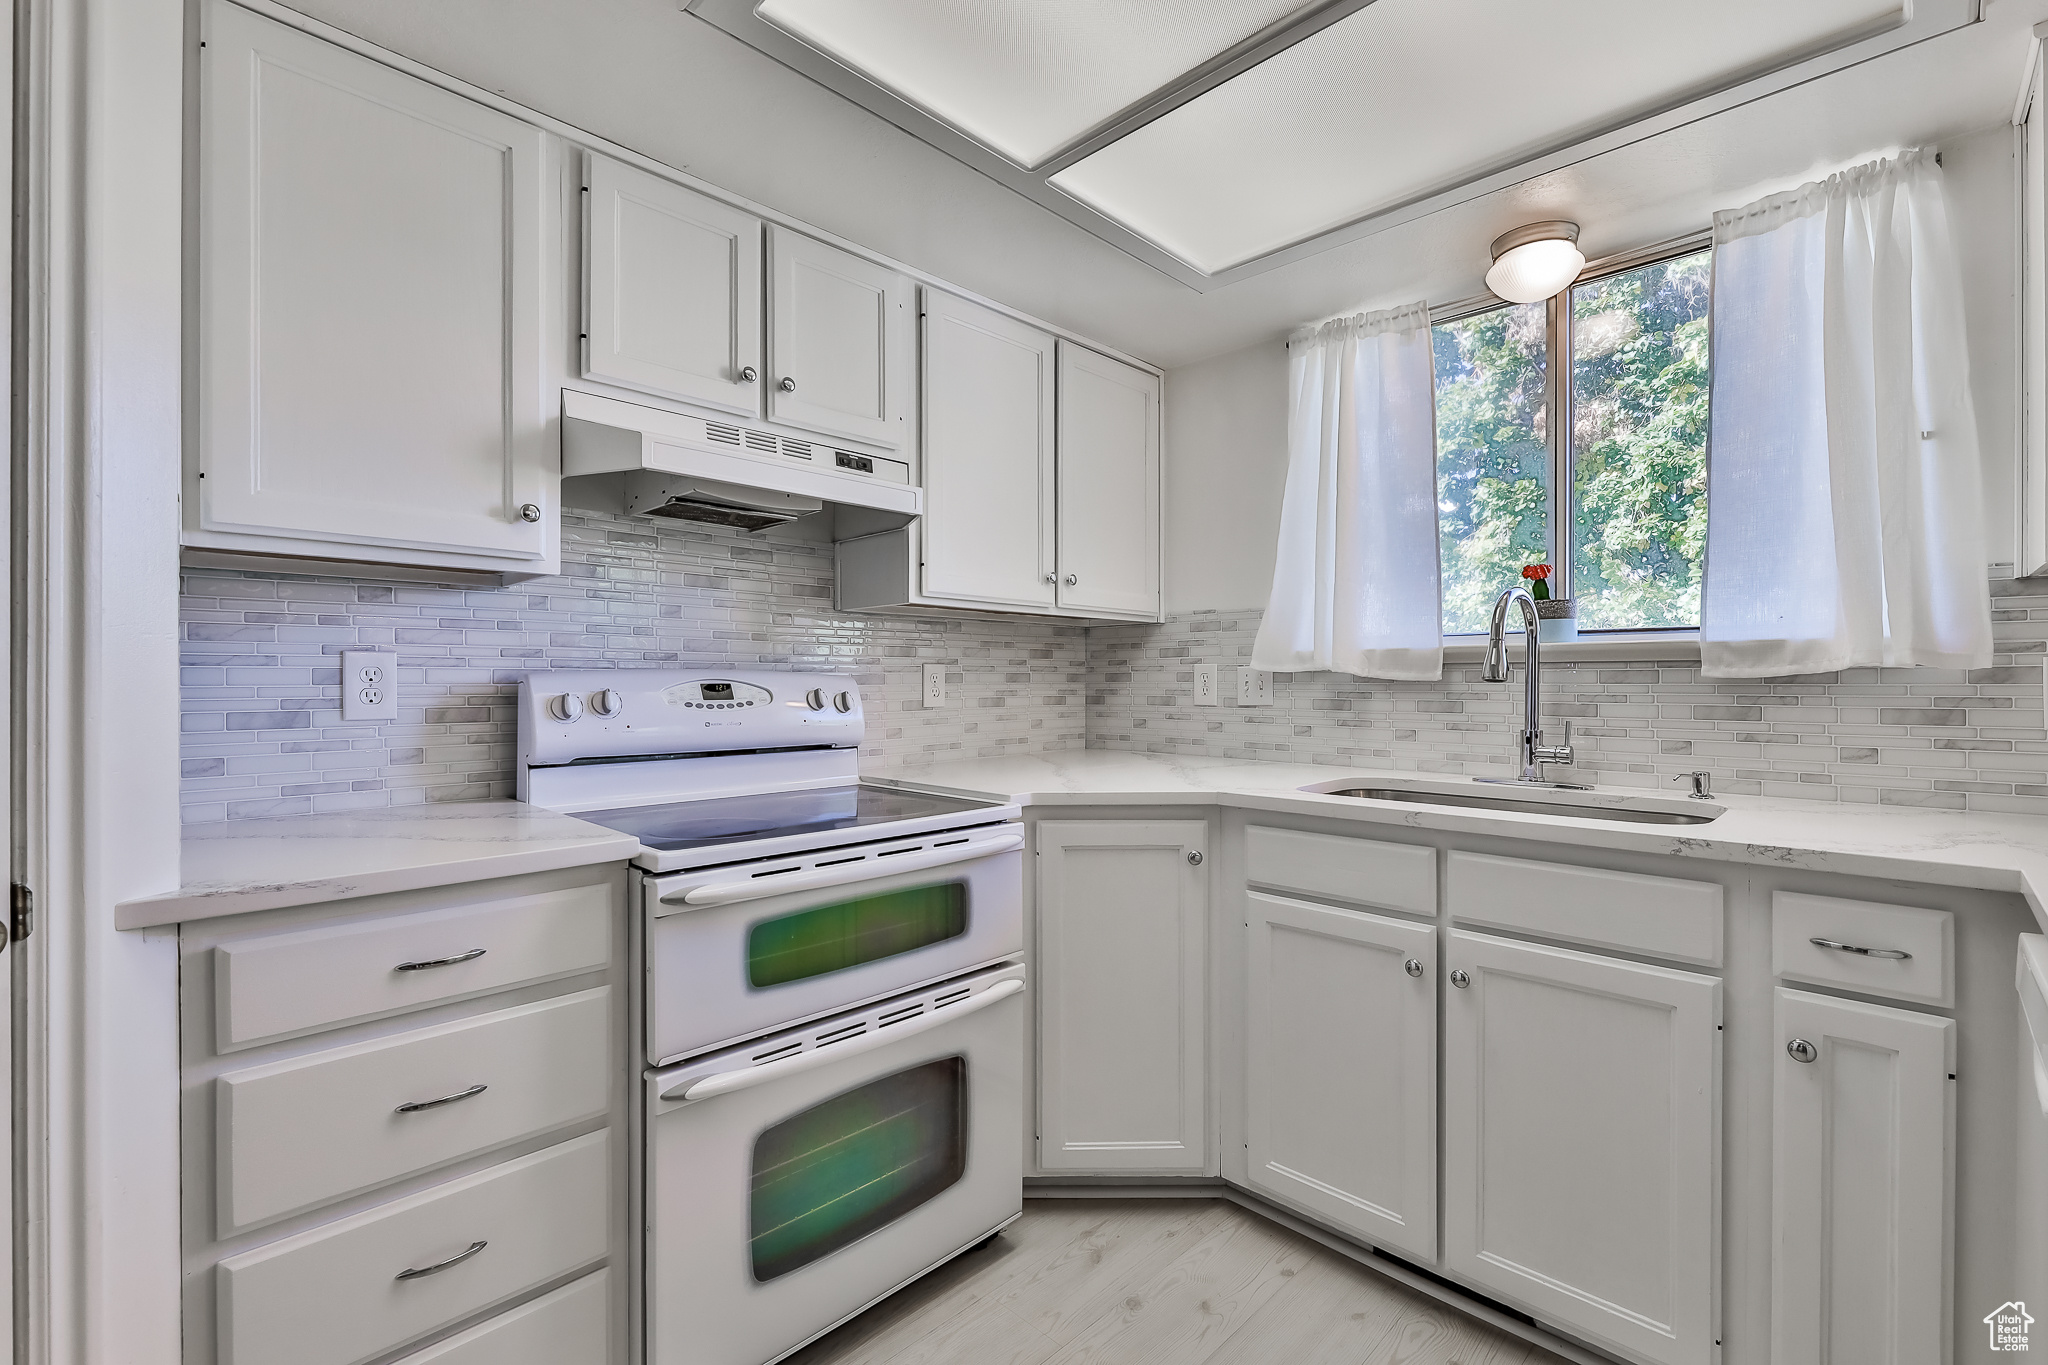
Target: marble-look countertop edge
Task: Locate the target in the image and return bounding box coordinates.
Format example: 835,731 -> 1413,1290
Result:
867,757 -> 2048,931
117,806 -> 643,930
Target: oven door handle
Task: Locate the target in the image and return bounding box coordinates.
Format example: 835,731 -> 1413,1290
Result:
660,833 -> 1024,908
665,977 -> 1025,1104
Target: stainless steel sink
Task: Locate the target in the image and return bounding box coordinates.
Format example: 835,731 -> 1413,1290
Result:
1321,786 -> 1720,825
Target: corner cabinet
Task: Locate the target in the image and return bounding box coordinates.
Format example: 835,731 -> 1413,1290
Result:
834,289 -> 1163,622
1442,929 -> 1721,1365
1244,891 -> 1436,1260
194,0 -> 555,575
1035,820 -> 1208,1174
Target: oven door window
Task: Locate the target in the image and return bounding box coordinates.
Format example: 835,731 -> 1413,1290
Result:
747,881 -> 969,989
750,1057 -> 968,1283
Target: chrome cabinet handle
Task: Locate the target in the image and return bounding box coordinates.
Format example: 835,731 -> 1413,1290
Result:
1449,969 -> 1471,989
1787,1038 -> 1817,1064
394,948 -> 486,973
1043,573 -> 1057,585
1404,958 -> 1424,978
778,376 -> 797,392
395,1240 -> 487,1281
1063,573 -> 1078,586
395,1083 -> 488,1115
1809,936 -> 1911,961
518,503 -> 542,523
1187,850 -> 1204,866
738,365 -> 758,383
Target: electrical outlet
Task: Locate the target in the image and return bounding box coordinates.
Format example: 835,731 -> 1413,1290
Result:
1233,666 -> 1273,707
922,663 -> 949,708
341,650 -> 399,721
1193,663 -> 1220,706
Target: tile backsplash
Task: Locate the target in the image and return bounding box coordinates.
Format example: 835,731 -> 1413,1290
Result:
182,520 -> 2048,822
178,510 -> 1086,823
1088,583 -> 2048,817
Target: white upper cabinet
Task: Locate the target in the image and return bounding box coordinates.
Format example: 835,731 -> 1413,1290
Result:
919,288 -> 1058,611
1055,342 -> 1160,618
582,155 -> 763,418
766,227 -> 913,449
197,1 -> 550,570
1772,988 -> 1953,1365
1443,928 -> 1720,1365
1244,892 -> 1436,1261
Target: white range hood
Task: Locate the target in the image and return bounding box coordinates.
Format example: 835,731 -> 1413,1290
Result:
561,390 -> 921,532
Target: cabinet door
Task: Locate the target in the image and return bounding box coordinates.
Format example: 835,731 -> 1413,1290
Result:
1772,988 -> 1953,1365
1245,892 -> 1435,1259
583,154 -> 763,418
1037,820 -> 1207,1173
767,227 -> 913,448
1444,929 -> 1719,1365
1055,342 -> 1160,618
920,289 -> 1057,610
199,1 -> 548,563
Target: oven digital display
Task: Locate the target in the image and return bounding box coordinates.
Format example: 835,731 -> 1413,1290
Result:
700,682 -> 734,701
659,679 -> 774,709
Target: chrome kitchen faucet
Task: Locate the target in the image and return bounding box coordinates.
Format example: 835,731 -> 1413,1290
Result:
1476,585 -> 1586,788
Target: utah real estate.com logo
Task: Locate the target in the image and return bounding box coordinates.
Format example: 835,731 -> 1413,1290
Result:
1988,1302 -> 2035,1352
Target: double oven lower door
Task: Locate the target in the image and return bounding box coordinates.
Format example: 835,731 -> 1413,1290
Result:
646,961 -> 1026,1365
644,823 -> 1024,1066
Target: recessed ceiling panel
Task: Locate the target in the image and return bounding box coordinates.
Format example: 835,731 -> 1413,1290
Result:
755,0 -> 1314,168
1049,0 -> 1909,272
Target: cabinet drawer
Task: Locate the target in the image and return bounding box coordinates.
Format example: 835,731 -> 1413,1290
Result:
218,1130 -> 608,1365
214,882 -> 611,1052
218,988 -> 611,1234
1244,826 -> 1435,917
394,1269 -> 609,1365
1446,851 -> 1722,966
1772,891 -> 1953,1006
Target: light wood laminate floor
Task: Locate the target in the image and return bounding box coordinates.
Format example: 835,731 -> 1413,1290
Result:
784,1199 -> 1574,1365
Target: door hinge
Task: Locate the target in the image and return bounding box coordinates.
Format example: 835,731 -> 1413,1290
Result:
10,883 -> 31,943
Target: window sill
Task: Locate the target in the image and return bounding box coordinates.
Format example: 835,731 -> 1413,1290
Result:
1441,631 -> 1702,664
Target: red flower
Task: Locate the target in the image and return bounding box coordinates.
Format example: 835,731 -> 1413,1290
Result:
1520,564 -> 1552,581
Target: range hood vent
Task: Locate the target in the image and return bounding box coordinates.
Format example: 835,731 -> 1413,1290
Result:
561,390 -> 920,532
622,473 -> 823,531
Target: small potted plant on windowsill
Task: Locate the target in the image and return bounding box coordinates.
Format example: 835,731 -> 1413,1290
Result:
1522,564 -> 1577,643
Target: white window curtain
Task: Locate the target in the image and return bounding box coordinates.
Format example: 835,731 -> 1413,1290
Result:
1251,302 -> 1443,680
1701,148 -> 1991,678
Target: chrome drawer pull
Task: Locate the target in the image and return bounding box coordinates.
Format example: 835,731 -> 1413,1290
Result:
395,1084 -> 488,1114
1809,936 -> 1911,961
395,1240 -> 487,1281
394,948 -> 487,972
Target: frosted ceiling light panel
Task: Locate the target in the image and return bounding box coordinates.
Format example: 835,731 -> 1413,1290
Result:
1050,0 -> 1907,272
754,0 -> 1311,168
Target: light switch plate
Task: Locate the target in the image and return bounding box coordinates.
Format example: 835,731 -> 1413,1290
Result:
922,663 -> 949,708
1229,666 -> 1273,706
341,650 -> 399,722
1193,664 -> 1220,706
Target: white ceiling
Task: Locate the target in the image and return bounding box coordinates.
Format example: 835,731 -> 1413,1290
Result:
1050,0 -> 1909,272
284,0 -> 2043,369
752,0 -> 1309,169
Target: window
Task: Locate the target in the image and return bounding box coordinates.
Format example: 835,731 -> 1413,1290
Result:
1433,245 -> 1711,635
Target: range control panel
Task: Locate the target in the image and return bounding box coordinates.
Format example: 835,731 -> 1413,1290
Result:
518,668 -> 863,768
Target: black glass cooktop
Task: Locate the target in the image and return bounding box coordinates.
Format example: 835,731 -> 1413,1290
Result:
574,783 -> 1001,852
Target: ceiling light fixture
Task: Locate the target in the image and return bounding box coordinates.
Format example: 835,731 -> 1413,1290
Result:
1485,221 -> 1585,304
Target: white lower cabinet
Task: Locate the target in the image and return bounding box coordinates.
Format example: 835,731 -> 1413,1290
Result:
1036,820 -> 1208,1173
1771,988 -> 1953,1365
1443,928 -> 1720,1365
1244,891 -> 1436,1259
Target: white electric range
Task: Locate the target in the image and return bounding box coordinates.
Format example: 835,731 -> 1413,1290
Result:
516,668 -> 1026,1365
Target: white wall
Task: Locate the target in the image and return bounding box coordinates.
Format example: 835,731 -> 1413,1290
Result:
1164,121 -> 2024,615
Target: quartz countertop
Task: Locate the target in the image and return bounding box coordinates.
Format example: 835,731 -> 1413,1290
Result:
117,802 -> 642,930
866,750 -> 2048,932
